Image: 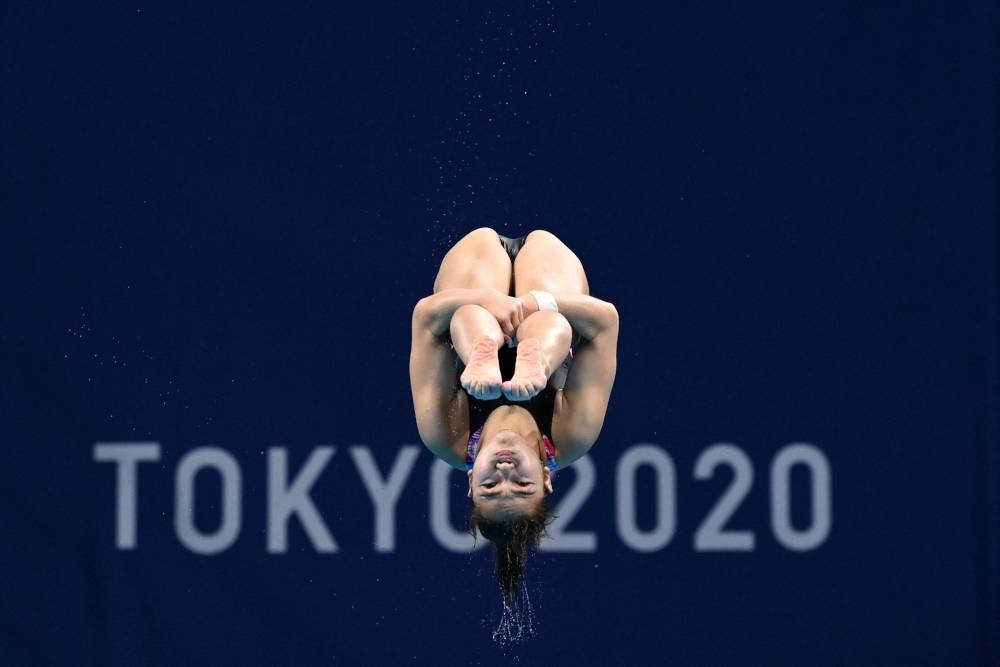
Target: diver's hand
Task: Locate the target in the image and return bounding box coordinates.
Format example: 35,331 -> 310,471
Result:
480,290 -> 524,346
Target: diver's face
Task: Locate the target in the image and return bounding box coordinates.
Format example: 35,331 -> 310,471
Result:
468,430 -> 553,520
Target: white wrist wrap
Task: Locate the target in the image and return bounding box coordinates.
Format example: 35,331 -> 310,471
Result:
530,290 -> 558,313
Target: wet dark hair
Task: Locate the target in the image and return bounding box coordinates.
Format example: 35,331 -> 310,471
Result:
469,497 -> 556,602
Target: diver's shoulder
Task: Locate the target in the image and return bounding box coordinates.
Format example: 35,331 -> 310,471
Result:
552,438 -> 595,470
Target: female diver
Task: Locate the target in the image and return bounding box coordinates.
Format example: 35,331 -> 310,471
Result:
409,228 -> 619,600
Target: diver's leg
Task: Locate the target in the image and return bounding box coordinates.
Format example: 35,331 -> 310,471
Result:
433,227 -> 512,400
433,227 -> 513,294
504,230 -> 589,400
512,229 -> 589,296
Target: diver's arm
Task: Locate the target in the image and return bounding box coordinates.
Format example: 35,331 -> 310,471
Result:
550,303 -> 619,465
409,302 -> 469,468
413,289 -> 491,337
521,293 -> 618,341
414,289 -> 525,342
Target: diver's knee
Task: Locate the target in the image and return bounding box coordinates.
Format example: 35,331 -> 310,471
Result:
466,226 -> 499,241
522,309 -> 571,335
525,229 -> 559,244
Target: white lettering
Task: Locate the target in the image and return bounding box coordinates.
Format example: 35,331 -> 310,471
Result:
429,459 -> 485,552
93,442 -> 161,549
175,447 -> 242,555
615,445 -> 676,552
351,445 -> 421,553
771,443 -> 832,551
267,447 -> 338,553
539,455 -> 597,552
693,444 -> 755,551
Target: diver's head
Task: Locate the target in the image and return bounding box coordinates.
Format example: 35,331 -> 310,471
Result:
467,406 -> 556,600
467,427 -> 553,516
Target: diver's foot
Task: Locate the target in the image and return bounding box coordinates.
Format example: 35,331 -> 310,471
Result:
501,338 -> 548,401
460,336 -> 503,400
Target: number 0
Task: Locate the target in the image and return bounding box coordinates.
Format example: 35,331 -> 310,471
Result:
615,445 -> 677,552
770,443 -> 832,551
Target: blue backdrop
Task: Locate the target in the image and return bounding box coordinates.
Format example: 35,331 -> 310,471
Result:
2,1 -> 997,665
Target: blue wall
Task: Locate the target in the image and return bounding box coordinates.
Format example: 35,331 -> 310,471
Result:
2,1 -> 997,665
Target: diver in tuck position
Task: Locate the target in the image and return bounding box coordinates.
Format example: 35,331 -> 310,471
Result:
409,227 -> 619,600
